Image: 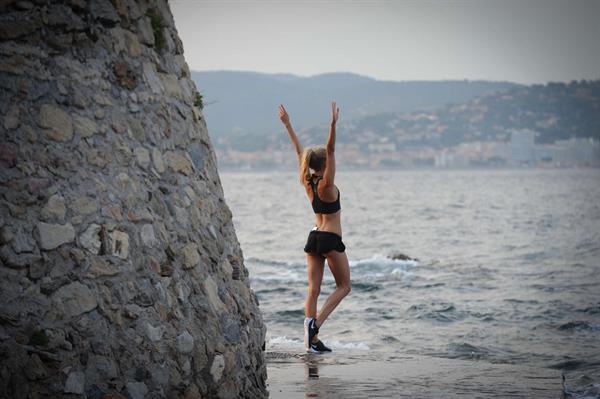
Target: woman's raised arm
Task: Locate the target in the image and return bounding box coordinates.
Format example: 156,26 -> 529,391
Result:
279,104 -> 302,162
322,101 -> 340,187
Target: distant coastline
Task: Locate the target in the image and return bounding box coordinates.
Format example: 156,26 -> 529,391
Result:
196,73 -> 600,170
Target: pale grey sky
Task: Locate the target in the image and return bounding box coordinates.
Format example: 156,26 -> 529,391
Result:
170,0 -> 600,84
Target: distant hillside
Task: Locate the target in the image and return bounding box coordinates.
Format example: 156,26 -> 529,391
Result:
297,80 -> 600,150
191,71 -> 519,146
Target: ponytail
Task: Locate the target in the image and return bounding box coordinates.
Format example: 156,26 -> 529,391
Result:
299,148 -> 312,185
299,146 -> 327,185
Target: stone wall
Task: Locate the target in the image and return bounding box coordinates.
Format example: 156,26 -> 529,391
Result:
0,1 -> 267,398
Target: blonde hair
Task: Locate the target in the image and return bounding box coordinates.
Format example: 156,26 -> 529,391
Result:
299,146 -> 327,185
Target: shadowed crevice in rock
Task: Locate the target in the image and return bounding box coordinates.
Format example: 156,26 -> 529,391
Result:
0,1 -> 267,398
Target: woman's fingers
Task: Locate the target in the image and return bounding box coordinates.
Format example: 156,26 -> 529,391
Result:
279,104 -> 288,117
330,101 -> 339,122
278,104 -> 290,125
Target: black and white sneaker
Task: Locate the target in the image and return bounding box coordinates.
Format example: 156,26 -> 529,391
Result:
309,340 -> 332,353
306,318 -> 319,350
304,317 -> 320,349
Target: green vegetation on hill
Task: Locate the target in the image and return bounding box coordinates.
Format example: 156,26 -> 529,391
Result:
298,80 -> 600,150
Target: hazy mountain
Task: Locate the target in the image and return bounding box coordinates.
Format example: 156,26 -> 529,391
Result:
191,71 -> 520,142
296,79 -> 600,150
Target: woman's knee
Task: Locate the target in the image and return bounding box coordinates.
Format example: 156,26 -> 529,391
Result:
307,285 -> 320,299
338,282 -> 351,296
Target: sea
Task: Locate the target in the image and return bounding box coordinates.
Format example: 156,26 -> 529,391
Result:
220,168 -> 600,398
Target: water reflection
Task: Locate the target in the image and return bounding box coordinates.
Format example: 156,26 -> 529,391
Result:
304,354 -> 321,398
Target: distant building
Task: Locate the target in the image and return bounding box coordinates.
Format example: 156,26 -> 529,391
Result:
434,150 -> 469,168
490,141 -> 511,161
368,142 -> 397,153
534,145 -> 555,163
553,138 -> 600,165
531,137 -> 600,166
510,129 -> 536,164
434,151 -> 454,167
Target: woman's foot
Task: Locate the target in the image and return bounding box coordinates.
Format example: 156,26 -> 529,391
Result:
304,317 -> 319,349
309,339 -> 332,353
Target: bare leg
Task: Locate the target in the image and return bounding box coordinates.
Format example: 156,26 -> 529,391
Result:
316,250 -> 351,328
305,253 -> 325,318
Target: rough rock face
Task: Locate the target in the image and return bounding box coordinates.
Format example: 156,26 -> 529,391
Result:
0,1 -> 267,398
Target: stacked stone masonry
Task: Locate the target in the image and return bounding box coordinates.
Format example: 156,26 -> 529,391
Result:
0,0 -> 267,398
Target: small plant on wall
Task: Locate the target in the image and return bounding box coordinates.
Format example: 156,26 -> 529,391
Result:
194,92 -> 204,109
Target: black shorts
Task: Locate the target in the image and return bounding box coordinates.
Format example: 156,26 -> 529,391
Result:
303,229 -> 346,257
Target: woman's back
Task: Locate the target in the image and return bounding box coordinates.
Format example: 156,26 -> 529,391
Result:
305,176 -> 342,236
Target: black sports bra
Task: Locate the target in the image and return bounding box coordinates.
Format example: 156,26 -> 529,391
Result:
309,176 -> 341,214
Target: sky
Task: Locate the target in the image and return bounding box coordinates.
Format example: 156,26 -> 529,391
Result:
170,0 -> 600,84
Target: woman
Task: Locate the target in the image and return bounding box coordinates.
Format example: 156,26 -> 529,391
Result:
278,102 -> 352,353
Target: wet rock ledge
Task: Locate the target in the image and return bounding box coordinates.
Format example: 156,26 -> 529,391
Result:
0,0 -> 267,398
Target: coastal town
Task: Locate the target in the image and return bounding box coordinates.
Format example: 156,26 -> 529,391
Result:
215,130 -> 600,170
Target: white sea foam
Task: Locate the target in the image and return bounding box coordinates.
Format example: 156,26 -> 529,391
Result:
250,254 -> 419,283
326,340 -> 371,350
249,270 -> 304,282
350,254 -> 418,279
350,254 -> 419,269
267,336 -> 370,351
268,335 -> 304,348
246,257 -> 301,268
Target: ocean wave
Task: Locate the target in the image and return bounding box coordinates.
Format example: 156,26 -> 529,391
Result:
249,253 -> 419,283
407,302 -> 465,323
350,282 -> 381,292
504,298 -> 541,304
468,311 -> 496,322
255,287 -> 291,295
578,304 -> 600,315
562,383 -> 600,399
413,282 -> 445,289
562,372 -> 600,399
267,335 -> 303,348
326,340 -> 371,350
274,309 -> 305,321
558,321 -> 600,332
380,335 -> 400,343
249,269 -> 305,283
246,257 -> 300,268
349,254 -> 418,280
350,254 -> 419,269
549,359 -> 590,371
445,342 -> 491,360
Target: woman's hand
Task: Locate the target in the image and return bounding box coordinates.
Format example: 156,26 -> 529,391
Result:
331,101 -> 340,125
280,104 -> 302,159
278,104 -> 290,126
